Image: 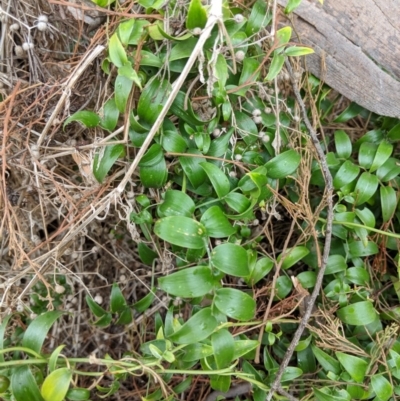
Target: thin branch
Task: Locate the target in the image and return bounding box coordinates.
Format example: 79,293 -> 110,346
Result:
265,59 -> 334,401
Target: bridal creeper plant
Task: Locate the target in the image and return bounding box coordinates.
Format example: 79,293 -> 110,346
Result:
1,0 -> 400,400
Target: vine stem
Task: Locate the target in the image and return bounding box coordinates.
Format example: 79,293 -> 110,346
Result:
264,59 -> 334,401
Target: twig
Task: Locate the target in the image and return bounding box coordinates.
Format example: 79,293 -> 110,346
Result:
36,44 -> 105,146
264,59 -> 334,401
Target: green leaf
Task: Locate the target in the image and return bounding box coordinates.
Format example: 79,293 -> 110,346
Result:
138,243 -> 158,266
345,267 -> 370,285
154,216 -> 207,249
278,246 -> 310,269
11,366 -> 45,401
109,33 -> 128,68
133,50 -> 163,67
376,157 -> 400,182
387,122 -> 400,141
200,162 -> 231,198
336,301 -> 378,325
139,145 -> 168,188
284,46 -> 314,56
233,339 -> 259,359
275,276 -> 293,299
158,190 -> 195,217
117,19 -> 136,45
281,367 -> 303,382
100,97 -> 119,131
370,141 -> 393,172
41,368 -> 72,401
225,192 -> 251,214
265,150 -> 301,178
276,26 -> 292,48
169,37 -> 198,61
234,111 -> 258,145
211,329 -> 235,369
22,311 -> 63,353
334,102 -> 364,123
297,271 -> 316,288
200,206 -> 235,238
118,64 -> 142,90
48,344 -> 66,372
380,185 -> 397,223
93,144 -> 124,183
334,130 -> 352,159
161,130 -> 187,153
115,74 -> 133,112
285,0 -> 302,14
314,388 -> 351,401
181,343 -> 214,361
211,243 -> 249,277
65,388 -> 91,401
137,78 -> 172,125
214,288 -> 256,321
133,290 -> 155,313
238,59 -> 260,89
110,283 -> 127,313
311,345 -> 341,375
179,150 -> 207,188
358,142 -> 377,170
86,295 -> 108,318
371,374 -> 393,401
246,0 -> 270,35
325,254 -> 347,275
249,257 -> 274,284
63,111 -> 100,129
0,314 -> 12,363
186,0 -> 207,29
265,53 -> 285,81
335,352 -> 368,383
158,265 -> 216,297
169,308 -> 218,344
348,240 -> 378,257
353,172 -> 379,205
333,160 -> 360,189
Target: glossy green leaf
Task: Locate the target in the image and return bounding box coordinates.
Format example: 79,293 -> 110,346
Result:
22,311 -> 63,353
86,295 -> 107,318
161,130 -> 187,153
355,207 -> 375,228
214,288 -> 256,321
297,271 -> 316,288
158,265 -> 216,297
325,254 -> 347,275
210,375 -> 231,393
354,172 -> 379,205
133,50 -> 162,67
336,301 -> 378,325
238,58 -> 260,89
199,162 -> 230,198
225,192 -> 251,214
246,0 -> 270,35
63,111 -> 100,129
41,368 -> 72,401
335,352 -> 368,383
348,240 -> 378,257
65,388 -> 91,401
370,141 -> 393,172
133,290 -> 155,313
158,190 -> 195,217
265,53 -> 285,81
276,26 -> 292,48
200,206 -> 235,238
275,275 -> 293,299
285,0 -> 302,14
358,142 -> 377,170
48,344 -> 66,372
265,150 -> 301,179
169,307 -> 218,344
181,343 -> 214,361
139,157 -> 168,188
169,37 -> 198,61
371,374 -> 393,401
211,329 -> 235,369
93,144 -> 124,183
376,157 -> 400,182
233,339 -> 259,359
0,314 -> 12,363
100,97 -> 119,131
380,185 -> 397,223
138,243 -> 158,266
117,19 -> 136,45
234,111 -> 258,145
154,216 -> 207,249
179,150 -> 207,188
211,243 -> 249,277
333,160 -> 360,189
345,267 -> 370,285
334,130 -> 352,159
110,283 -> 127,313
115,74 -> 133,112
109,33 -> 127,68
137,78 -> 172,124
334,102 -> 364,123
284,46 -> 314,56
249,257 -> 274,284
281,366 -> 303,382
118,64 -> 142,89
278,246 -> 310,270
314,388 -> 351,401
387,122 -> 400,141
186,0 -> 207,29
11,366 -> 45,401
311,345 -> 341,375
